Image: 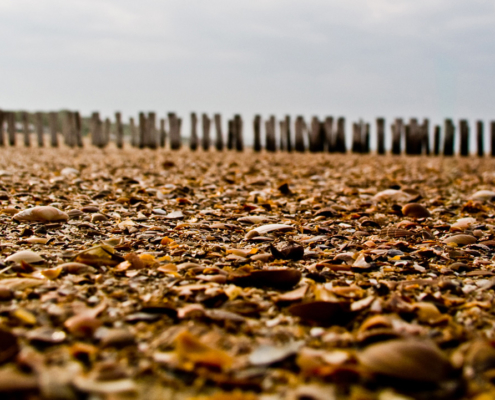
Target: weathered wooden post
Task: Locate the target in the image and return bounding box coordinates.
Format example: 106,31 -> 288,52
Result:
443,119 -> 455,156
7,112 -> 16,146
21,112 -> 30,147
491,121 -> 495,157
421,119 -> 430,155
62,112 -> 70,147
115,112 -> 123,149
34,112 -> 43,147
49,112 -> 58,147
279,118 -> 286,151
103,118 -> 111,147
91,112 -> 101,147
477,120 -> 484,157
234,114 -> 243,151
324,117 -> 334,152
130,117 -> 137,147
434,125 -> 441,156
295,116 -> 305,152
202,113 -> 211,151
253,115 -> 262,152
190,113 -> 198,151
284,115 -> 292,152
363,123 -> 370,153
168,113 -> 181,150
352,122 -> 362,153
318,120 -> 326,152
377,118 -> 385,155
138,112 -> 146,149
147,112 -> 157,149
214,114 -> 223,151
459,119 -> 469,156
391,119 -> 402,155
309,117 -> 320,152
159,118 -> 166,148
406,118 -> 420,155
74,112 -> 83,147
226,119 -> 234,150
0,110 -> 4,147
265,115 -> 276,152
335,117 -> 346,153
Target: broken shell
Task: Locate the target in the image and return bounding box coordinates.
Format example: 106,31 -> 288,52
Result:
373,189 -> 412,202
471,190 -> 495,202
402,203 -> 430,219
289,301 -> 355,326
451,217 -> 476,231
357,339 -> 452,382
443,234 -> 477,246
5,250 -> 44,264
245,224 -> 294,239
13,206 -> 68,223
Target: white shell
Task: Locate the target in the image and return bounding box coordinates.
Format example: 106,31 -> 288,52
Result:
373,189 -> 412,202
61,167 -> 79,177
245,224 -> 294,239
13,206 -> 69,222
471,190 -> 495,201
6,250 -> 44,264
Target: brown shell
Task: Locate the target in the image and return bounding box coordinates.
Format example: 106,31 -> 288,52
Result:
402,203 -> 430,219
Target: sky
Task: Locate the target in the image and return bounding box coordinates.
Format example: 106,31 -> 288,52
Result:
1,0 -> 495,146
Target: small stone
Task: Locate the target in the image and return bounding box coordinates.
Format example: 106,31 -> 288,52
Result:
13,206 -> 68,223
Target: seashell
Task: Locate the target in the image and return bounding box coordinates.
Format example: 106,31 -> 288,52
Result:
5,250 -> 44,264
451,217 -> 476,231
249,341 -> 303,366
81,206 -> 100,213
164,210 -> 184,220
245,224 -> 294,239
0,278 -> 44,291
98,328 -> 135,348
24,236 -> 49,245
13,206 -> 68,223
64,304 -> 106,338
289,301 -> 355,326
0,287 -> 13,301
373,189 -> 413,202
61,167 -> 79,176
357,339 -> 452,382
60,262 -> 97,275
402,203 -> 430,219
471,190 -> 495,202
237,216 -> 269,224
67,209 -> 83,218
0,328 -> 19,364
443,234 -> 477,246
91,213 -> 108,223
380,228 -> 414,238
269,243 -> 304,260
26,327 -> 66,344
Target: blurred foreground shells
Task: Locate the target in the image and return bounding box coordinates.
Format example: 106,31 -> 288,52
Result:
13,206 -> 68,223
401,203 -> 430,219
5,250 -> 44,264
471,190 -> 495,201
357,339 -> 453,382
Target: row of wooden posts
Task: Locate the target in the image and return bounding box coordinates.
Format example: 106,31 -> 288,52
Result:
1,109 -> 495,156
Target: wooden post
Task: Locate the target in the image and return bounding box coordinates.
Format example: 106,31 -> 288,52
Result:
34,112 -> 43,147
0,110 -> 4,147
459,119 -> 469,156
190,112 -> 198,151
285,115 -> 292,152
69,112 -> 78,147
138,112 -> 146,149
74,112 -> 83,147
49,112 -> 58,147
214,114 -> 223,151
103,118 -> 111,147
295,116 -> 305,152
406,118 -> 420,155
253,115 -> 262,152
159,118 -> 166,148
227,119 -> 234,150
309,117 -> 320,152
7,112 -> 16,146
115,112 -> 123,149
376,118 -> 385,155
202,113 -> 211,151
491,121 -> 495,157
443,119 -> 455,156
130,117 -> 137,147
265,115 -> 276,152
477,120 -> 484,157
324,117 -> 334,152
421,119 -> 430,155
147,112 -> 157,149
391,118 -> 402,155
21,112 -> 30,147
434,125 -> 441,156
318,120 -> 326,152
91,112 -> 100,147
168,113 -> 181,150
363,123 -> 370,153
62,112 -> 70,147
352,122 -> 362,153
335,117 -> 346,153
279,118 -> 286,151
234,114 -> 243,151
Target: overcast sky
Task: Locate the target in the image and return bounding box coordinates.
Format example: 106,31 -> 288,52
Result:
1,0 -> 495,144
